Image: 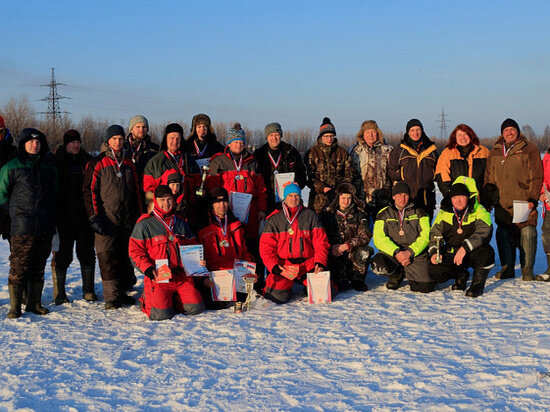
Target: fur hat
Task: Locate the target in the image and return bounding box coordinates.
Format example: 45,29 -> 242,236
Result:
318,117 -> 336,138
356,120 -> 383,143
330,182 -> 365,211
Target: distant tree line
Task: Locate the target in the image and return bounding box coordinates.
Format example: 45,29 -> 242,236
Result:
2,95 -> 550,154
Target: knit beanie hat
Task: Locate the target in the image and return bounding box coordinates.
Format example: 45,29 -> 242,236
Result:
226,123 -> 246,145
449,183 -> 470,198
106,125 -> 125,141
264,122 -> 283,139
129,115 -> 149,131
19,128 -> 45,146
154,185 -> 173,199
209,187 -> 229,205
318,117 -> 336,138
164,123 -> 184,136
500,118 -> 520,135
392,181 -> 411,196
167,172 -> 182,184
283,182 -> 301,200
63,129 -> 81,146
406,119 -> 424,134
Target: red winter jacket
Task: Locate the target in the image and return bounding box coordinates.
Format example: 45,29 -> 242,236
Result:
207,148 -> 267,238
143,150 -> 201,195
542,152 -> 550,214
198,213 -> 253,271
129,204 -> 197,281
260,205 -> 329,277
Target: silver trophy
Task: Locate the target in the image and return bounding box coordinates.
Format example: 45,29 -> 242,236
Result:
195,165 -> 210,197
434,236 -> 443,264
242,273 -> 258,312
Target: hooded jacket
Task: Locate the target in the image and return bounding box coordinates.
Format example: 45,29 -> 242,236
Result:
483,134 -> 543,227
0,131 -> 58,236
83,141 -> 142,230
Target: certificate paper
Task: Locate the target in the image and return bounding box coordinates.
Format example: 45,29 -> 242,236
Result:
274,172 -> 295,202
155,259 -> 172,283
210,270 -> 237,302
233,259 -> 257,294
512,200 -> 531,224
179,245 -> 209,277
307,271 -> 332,304
230,191 -> 253,223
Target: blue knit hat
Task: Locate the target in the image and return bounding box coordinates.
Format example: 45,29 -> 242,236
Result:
283,183 -> 301,200
226,123 -> 246,145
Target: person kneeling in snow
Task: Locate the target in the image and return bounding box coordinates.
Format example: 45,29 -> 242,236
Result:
260,183 -> 332,304
428,179 -> 495,297
129,185 -> 204,320
371,181 -> 434,292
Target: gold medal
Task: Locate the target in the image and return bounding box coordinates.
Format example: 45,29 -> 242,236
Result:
219,240 -> 230,248
457,228 -> 463,234
169,235 -> 175,241
288,228 -> 294,235
399,230 -> 405,236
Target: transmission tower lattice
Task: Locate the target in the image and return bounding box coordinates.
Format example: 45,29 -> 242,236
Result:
40,67 -> 70,124
437,109 -> 449,140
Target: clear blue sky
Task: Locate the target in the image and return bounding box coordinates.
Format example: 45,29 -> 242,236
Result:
2,0 -> 549,138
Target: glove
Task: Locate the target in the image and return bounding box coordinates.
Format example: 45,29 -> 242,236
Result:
89,215 -> 113,236
144,266 -> 156,280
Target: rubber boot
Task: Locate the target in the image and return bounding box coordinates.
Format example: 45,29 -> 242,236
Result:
52,268 -> 70,305
81,265 -> 97,301
386,273 -> 405,290
520,225 -> 537,281
465,268 -> 490,298
25,280 -> 50,315
452,269 -> 470,290
7,284 -> 24,319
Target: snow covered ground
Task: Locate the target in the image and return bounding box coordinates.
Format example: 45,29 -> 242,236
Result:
3,206 -> 550,410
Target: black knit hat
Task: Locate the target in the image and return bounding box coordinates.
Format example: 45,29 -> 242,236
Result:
406,119 -> 424,134
63,129 -> 81,146
209,187 -> 229,206
392,181 -> 411,196
167,172 -> 182,184
106,125 -> 125,141
501,118 -> 520,135
318,117 -> 336,138
165,123 -> 184,136
154,185 -> 173,199
449,183 -> 470,198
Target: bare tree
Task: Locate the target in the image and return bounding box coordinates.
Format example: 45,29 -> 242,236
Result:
0,95 -> 37,138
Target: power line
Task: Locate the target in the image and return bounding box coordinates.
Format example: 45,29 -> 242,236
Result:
437,108 -> 449,140
39,67 -> 70,124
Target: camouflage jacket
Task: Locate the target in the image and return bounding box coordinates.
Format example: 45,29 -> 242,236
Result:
320,204 -> 372,250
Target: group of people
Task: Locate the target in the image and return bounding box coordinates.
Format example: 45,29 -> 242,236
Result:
0,112 -> 548,321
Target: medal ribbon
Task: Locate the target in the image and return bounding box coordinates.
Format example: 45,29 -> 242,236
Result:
502,143 -> 515,161
268,152 -> 282,171
231,154 -> 243,171
110,147 -> 125,175
167,151 -> 185,175
336,210 -> 348,220
152,210 -> 175,240
283,204 -> 302,230
397,209 -> 405,232
453,206 -> 469,232
194,140 -> 209,158
215,214 -> 228,237
128,137 -> 142,163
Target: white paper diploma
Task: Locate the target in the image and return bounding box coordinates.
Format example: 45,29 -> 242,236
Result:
233,259 -> 257,294
274,172 -> 295,202
195,158 -> 210,169
210,270 -> 236,301
230,191 -> 253,223
512,200 -> 531,224
307,271 -> 332,304
179,245 -> 209,277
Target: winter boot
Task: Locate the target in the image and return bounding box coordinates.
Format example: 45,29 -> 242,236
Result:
452,269 -> 470,290
494,265 -> 515,280
7,284 -> 24,319
386,273 -> 405,290
105,300 -> 122,310
25,280 -> 50,315
521,268 -> 534,281
81,265 -> 97,302
52,268 -> 70,305
120,293 -> 136,306
465,268 -> 490,298
350,270 -> 368,291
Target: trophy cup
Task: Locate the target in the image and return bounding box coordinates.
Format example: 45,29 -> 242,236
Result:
242,273 -> 258,312
434,236 -> 443,264
195,165 -> 210,197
